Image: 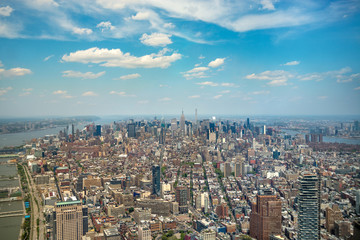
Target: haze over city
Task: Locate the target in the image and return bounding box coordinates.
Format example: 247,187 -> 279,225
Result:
0,0 -> 360,117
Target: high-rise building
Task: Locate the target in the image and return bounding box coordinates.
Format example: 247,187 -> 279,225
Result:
235,162 -> 242,178
152,165 -> 161,196
326,204 -> 343,234
180,110 -> 185,135
55,200 -> 83,240
176,186 -> 188,214
94,125 -> 101,137
138,225 -> 152,240
195,108 -> 198,130
250,192 -> 282,240
298,173 -> 320,240
127,123 -> 136,138
201,229 -> 216,240
224,162 -> 231,178
356,190 -> 360,215
216,203 -> 229,219
159,127 -> 165,144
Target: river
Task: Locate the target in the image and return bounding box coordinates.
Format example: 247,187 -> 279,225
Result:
281,129 -> 360,145
0,157 -> 22,240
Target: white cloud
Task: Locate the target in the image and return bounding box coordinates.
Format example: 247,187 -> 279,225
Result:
188,95 -> 200,99
0,67 -> 32,79
221,83 -> 235,87
283,60 -> 300,66
199,55 -> 205,59
53,90 -> 67,95
82,91 -> 98,96
62,47 -> 181,69
196,81 -> 218,87
213,94 -> 223,99
0,87 -> 12,96
115,73 -> 141,80
220,90 -> 230,94
0,6 -> 13,17
354,87 -> 360,90
73,27 -> 93,35
62,70 -> 105,79
159,84 -> 169,88
97,21 -> 115,31
163,23 -> 175,29
208,58 -> 225,68
110,91 -> 126,95
246,70 -> 292,86
260,0 -> 276,11
19,88 -> 33,96
298,67 -> 358,83
188,67 -> 209,73
318,96 -> 328,100
131,11 -> 152,20
252,90 -> 270,95
44,55 -> 54,61
140,33 -> 172,47
159,97 -> 171,101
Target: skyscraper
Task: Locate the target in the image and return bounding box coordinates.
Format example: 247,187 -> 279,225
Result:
152,165 -> 161,196
94,125 -> 101,137
250,192 -> 282,240
176,186 -> 188,214
224,162 -> 231,178
127,123 -> 136,138
298,173 -> 321,240
180,110 -> 185,135
55,200 -> 83,240
235,162 -> 242,178
195,108 -> 198,130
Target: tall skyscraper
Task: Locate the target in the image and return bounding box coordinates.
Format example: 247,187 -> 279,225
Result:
55,200 -> 83,240
356,190 -> 360,215
224,162 -> 231,178
127,123 -> 136,138
94,125 -> 101,137
250,192 -> 282,240
152,165 -> 161,196
176,186 -> 188,214
298,173 -> 321,240
235,162 -> 242,178
180,110 -> 185,135
195,108 -> 198,129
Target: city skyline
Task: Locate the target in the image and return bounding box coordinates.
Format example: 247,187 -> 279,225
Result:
1,1 -> 360,117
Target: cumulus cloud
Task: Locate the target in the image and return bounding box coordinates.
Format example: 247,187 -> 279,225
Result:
62,47 -> 181,69
0,6 -> 13,17
114,73 -> 141,80
0,87 -> 12,96
0,67 -> 32,79
188,95 -> 200,99
260,0 -> 276,11
53,90 -> 67,95
213,94 -> 223,99
82,91 -> 98,96
62,70 -> 105,79
208,58 -> 225,68
283,60 -> 300,66
298,67 -> 358,83
140,33 -> 172,47
97,21 -> 115,31
182,66 -> 210,80
221,83 -> 235,87
246,70 -> 293,86
73,27 -> 93,35
196,81 -> 218,87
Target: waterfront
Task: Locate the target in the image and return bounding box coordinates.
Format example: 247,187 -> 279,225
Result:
0,157 -> 22,239
281,129 -> 360,145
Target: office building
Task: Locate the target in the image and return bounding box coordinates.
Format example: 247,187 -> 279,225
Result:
235,162 -> 242,177
94,125 -> 101,137
180,110 -> 185,135
55,200 -> 83,240
138,225 -> 151,240
176,186 -> 188,214
224,162 -> 231,178
152,165 -> 161,196
298,174 -> 320,240
250,192 -> 282,240
216,203 -> 229,219
127,123 -> 136,138
356,190 -> 360,215
326,204 -> 343,234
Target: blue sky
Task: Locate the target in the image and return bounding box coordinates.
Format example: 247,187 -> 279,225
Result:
0,0 -> 359,117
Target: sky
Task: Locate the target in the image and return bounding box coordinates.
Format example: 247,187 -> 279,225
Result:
0,0 -> 360,117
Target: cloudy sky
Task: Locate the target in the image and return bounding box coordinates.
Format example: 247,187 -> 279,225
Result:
0,0 -> 360,117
